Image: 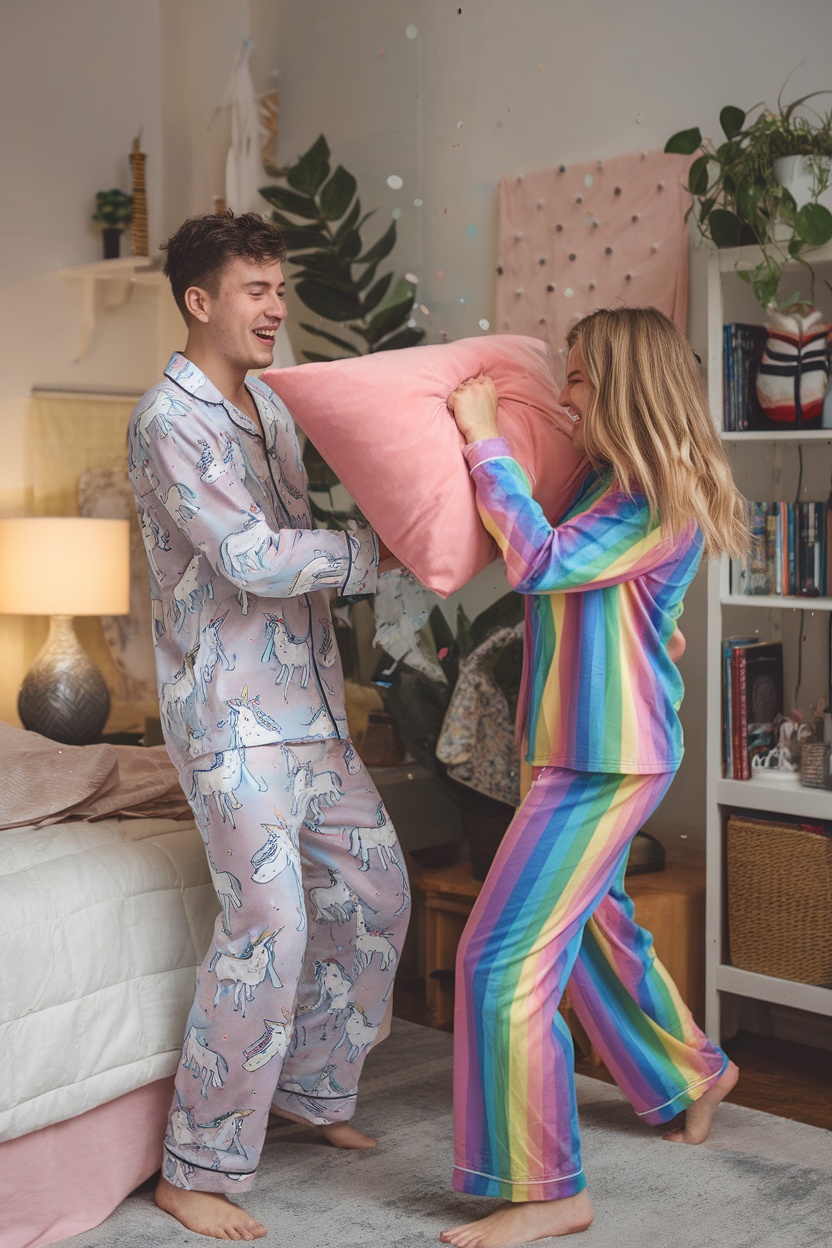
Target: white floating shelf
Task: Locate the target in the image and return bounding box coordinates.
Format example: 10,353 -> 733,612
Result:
718,238 -> 832,273
59,256 -> 157,360
60,256 -> 153,280
722,429 -> 832,442
721,594 -> 832,611
716,777 -> 832,820
715,964 -> 832,1016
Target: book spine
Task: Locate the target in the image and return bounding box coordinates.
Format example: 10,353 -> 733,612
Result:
738,324 -> 749,431
779,501 -> 788,595
765,507 -> 777,596
748,502 -> 768,594
736,647 -> 750,780
723,641 -> 733,777
723,325 -> 732,432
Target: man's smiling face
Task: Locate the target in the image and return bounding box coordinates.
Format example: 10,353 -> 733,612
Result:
201,256 -> 287,371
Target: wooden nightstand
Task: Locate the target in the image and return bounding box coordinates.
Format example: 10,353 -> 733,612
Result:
411,860 -> 706,1049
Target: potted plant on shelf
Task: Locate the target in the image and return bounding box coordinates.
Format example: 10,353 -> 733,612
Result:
92,189 -> 133,260
665,89 -> 832,309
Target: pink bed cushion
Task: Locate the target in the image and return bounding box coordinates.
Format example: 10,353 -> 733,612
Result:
260,335 -> 588,597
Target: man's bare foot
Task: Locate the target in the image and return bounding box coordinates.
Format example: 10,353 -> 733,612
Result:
271,1107 -> 377,1149
440,1191 -> 594,1247
155,1176 -> 267,1240
316,1121 -> 377,1149
663,1060 -> 739,1145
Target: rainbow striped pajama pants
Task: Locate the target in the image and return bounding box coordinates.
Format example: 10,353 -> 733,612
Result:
452,766 -> 727,1201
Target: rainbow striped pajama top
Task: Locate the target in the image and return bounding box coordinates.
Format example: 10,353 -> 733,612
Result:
464,438 -> 703,774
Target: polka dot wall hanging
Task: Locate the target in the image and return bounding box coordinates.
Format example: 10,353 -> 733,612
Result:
495,149 -> 693,384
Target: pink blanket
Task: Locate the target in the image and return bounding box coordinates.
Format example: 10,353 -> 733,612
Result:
0,722 -> 191,829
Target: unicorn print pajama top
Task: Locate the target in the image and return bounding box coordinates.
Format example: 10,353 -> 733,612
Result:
128,354 -> 409,1193
452,438 -> 728,1201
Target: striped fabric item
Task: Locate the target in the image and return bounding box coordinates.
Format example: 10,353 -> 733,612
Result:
755,307 -> 830,428
463,439 -> 703,774
452,766 -> 727,1200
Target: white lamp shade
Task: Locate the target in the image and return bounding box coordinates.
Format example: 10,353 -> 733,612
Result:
0,517 -> 130,616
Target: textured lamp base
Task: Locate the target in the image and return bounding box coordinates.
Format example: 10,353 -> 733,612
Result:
18,615 -> 110,745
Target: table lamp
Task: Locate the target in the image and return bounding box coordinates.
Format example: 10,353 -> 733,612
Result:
0,517 -> 130,744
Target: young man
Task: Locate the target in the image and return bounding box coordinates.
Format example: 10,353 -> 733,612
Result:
128,212 -> 410,1240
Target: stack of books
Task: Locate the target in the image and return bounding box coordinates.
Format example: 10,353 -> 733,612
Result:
722,638 -> 784,779
730,500 -> 831,597
722,323 -> 768,431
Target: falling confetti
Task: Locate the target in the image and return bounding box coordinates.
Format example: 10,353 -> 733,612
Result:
413,197 -> 423,207
392,208 -> 402,219
419,304 -> 431,316
435,269 -> 444,279
479,319 -> 490,330
459,295 -> 473,305
584,174 -> 594,187
406,24 -> 418,38
564,288 -> 574,297
405,272 -> 419,283
467,224 -> 479,238
456,120 -> 464,129
387,174 -> 404,190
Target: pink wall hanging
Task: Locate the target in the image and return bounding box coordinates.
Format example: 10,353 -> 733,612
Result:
495,149 -> 693,384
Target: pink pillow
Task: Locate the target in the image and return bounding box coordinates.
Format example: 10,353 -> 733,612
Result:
261,335 -> 587,597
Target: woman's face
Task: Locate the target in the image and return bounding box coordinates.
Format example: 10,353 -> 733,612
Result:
558,345 -> 594,454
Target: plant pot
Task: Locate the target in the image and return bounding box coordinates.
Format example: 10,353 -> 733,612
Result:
773,155 -> 832,212
101,227 -> 122,260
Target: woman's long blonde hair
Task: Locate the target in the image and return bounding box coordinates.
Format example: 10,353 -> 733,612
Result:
566,306 -> 749,558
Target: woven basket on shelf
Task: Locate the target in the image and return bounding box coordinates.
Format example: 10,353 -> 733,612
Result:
726,814 -> 832,985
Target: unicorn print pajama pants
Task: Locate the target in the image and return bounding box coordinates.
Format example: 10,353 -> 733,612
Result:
163,737 -> 410,1193
453,766 -> 728,1200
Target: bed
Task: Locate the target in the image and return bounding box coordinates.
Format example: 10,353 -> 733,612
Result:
0,812 -> 215,1248
0,721 -> 464,1248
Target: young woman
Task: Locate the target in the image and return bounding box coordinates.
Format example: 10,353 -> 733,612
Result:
441,307 -> 749,1248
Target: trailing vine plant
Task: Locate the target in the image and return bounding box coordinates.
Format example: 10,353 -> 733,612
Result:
666,90 -> 832,308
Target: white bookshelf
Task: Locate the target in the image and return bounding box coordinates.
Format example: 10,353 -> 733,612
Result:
704,241 -> 832,1039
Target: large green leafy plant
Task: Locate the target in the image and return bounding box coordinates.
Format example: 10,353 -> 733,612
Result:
666,91 -> 832,308
260,135 -> 425,362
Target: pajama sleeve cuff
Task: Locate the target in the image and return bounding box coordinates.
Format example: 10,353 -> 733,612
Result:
463,437 -> 514,471
342,521 -> 379,596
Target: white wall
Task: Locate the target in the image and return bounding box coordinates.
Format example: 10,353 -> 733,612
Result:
0,0 -> 165,718
251,0 -> 832,861
0,0 -> 262,721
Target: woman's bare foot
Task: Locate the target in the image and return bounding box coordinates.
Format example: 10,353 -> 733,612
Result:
663,1060 -> 739,1145
440,1191 -> 594,1247
154,1176 -> 267,1240
272,1107 -> 377,1149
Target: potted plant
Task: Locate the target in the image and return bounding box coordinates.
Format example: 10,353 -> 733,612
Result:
260,134 -> 425,362
665,89 -> 832,308
260,133 -> 427,498
92,188 -> 133,259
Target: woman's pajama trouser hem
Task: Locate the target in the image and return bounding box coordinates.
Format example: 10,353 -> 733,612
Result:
636,1055 -> 730,1126
452,1163 -> 587,1201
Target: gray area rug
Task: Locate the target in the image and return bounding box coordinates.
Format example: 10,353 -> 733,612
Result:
65,1019 -> 832,1248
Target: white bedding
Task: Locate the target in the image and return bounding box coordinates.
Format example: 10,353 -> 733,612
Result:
0,816 -> 216,1142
